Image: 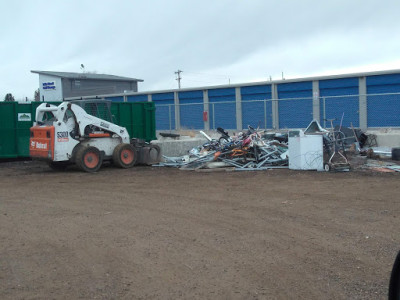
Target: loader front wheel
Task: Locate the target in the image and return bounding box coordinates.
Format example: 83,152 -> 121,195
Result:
76,146 -> 103,173
113,143 -> 137,168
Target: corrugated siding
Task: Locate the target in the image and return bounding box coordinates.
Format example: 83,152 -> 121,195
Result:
152,92 -> 175,130
110,102 -> 156,142
179,90 -> 204,129
63,80 -> 137,98
367,74 -> 400,127
0,103 -> 17,157
319,77 -> 359,127
241,85 -> 272,129
127,94 -> 148,102
208,88 -> 236,129
278,81 -> 313,128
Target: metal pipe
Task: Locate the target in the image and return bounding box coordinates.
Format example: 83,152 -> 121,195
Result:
199,131 -> 212,141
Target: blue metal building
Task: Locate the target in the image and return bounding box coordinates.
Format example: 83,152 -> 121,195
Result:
67,69 -> 400,131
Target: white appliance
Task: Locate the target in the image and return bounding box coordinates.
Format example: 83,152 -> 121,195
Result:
288,130 -> 324,171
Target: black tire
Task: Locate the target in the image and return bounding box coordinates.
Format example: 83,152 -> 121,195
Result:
389,251 -> 400,300
113,143 -> 137,168
147,144 -> 161,165
75,146 -> 102,173
392,148 -> 400,161
47,161 -> 70,171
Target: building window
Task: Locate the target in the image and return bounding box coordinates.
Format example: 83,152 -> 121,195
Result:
74,80 -> 81,89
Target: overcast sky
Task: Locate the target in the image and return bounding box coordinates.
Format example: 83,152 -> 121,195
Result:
1,0 -> 400,100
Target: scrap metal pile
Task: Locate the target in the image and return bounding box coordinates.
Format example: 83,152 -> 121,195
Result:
159,126 -> 289,170
157,119 -> 400,172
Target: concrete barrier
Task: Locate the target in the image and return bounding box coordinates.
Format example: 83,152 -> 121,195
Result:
366,129 -> 400,148
152,135 -> 208,157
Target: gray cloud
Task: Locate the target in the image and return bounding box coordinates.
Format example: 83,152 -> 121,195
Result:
1,0 -> 399,99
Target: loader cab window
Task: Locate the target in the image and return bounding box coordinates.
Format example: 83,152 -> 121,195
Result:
41,112 -> 55,125
63,109 -> 74,123
83,102 -> 112,122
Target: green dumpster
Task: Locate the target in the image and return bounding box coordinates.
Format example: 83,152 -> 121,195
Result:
111,102 -> 156,143
0,101 -> 156,159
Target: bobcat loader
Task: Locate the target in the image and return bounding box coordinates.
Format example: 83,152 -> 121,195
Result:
29,100 -> 160,172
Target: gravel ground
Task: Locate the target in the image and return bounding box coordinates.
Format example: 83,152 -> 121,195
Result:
0,160 -> 399,299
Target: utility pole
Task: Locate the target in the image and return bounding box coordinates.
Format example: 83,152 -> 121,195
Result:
175,70 -> 182,89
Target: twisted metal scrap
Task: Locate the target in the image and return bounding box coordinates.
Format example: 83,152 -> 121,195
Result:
157,130 -> 288,170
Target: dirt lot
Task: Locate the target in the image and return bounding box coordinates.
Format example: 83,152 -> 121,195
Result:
0,161 -> 399,299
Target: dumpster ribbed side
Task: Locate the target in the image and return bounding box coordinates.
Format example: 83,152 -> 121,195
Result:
0,102 -> 18,158
110,101 -> 156,142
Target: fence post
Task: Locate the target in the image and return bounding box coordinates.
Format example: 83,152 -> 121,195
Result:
271,84 -> 279,129
358,76 -> 367,130
312,80 -> 320,121
168,105 -> 172,131
264,100 -> 267,129
322,97 -> 326,128
212,103 -> 215,130
203,90 -> 210,131
235,87 -> 242,130
174,91 -> 180,130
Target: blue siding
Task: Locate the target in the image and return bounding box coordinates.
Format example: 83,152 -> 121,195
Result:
152,93 -> 175,103
367,74 -> 400,127
278,81 -> 313,128
179,90 -> 204,129
278,81 -> 312,93
241,85 -> 271,96
319,77 -> 359,89
103,72 -> 400,130
105,96 -> 124,102
241,85 -> 273,129
208,88 -> 236,129
152,93 -> 175,130
319,78 -> 359,127
367,73 -> 400,86
127,94 -> 148,102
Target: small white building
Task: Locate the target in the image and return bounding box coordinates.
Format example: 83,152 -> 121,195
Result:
31,70 -> 143,102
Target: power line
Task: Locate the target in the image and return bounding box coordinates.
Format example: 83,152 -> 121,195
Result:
184,71 -> 233,85
184,71 -> 230,79
184,78 -> 223,84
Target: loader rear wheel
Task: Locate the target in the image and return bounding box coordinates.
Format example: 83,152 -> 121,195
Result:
76,146 -> 102,173
113,143 -> 137,168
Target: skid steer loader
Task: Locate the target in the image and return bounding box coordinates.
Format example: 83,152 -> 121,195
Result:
29,100 -> 160,172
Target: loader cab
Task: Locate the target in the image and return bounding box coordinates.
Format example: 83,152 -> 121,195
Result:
68,99 -> 113,123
